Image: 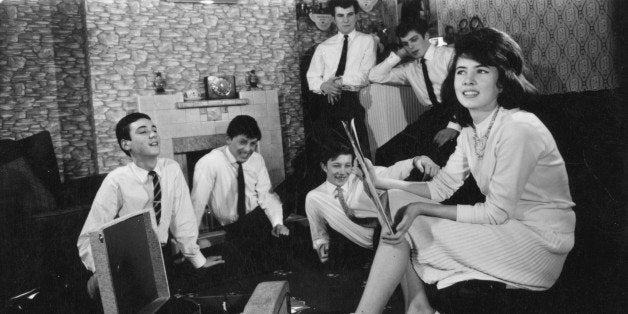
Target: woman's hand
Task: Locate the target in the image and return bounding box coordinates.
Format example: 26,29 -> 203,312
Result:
413,156 -> 440,180
381,202 -> 422,245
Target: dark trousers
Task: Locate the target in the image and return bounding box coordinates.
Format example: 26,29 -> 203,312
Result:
310,91 -> 371,159
162,241 -> 223,294
426,280 -> 548,314
376,105 -> 455,168
217,207 -> 289,277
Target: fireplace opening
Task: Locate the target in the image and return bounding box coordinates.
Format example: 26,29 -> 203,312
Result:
185,148 -> 212,190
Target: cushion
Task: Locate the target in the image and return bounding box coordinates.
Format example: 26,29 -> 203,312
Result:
0,139 -> 22,164
17,131 -> 61,197
0,157 -> 57,217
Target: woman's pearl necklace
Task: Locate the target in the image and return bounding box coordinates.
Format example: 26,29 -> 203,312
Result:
472,107 -> 500,160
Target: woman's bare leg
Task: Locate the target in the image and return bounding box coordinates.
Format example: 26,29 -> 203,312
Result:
401,262 -> 434,314
355,240 -> 411,314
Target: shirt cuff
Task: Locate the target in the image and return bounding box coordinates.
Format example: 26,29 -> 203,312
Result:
425,182 -> 445,202
455,204 -> 475,223
313,238 -> 329,250
446,122 -> 462,132
270,213 -> 284,228
387,51 -> 402,64
189,252 -> 207,269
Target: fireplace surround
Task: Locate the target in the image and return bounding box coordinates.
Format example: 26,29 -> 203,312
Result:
137,91 -> 285,187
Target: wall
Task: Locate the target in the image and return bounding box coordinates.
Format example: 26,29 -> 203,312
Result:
0,0 -> 96,179
84,0 -> 303,174
435,0 -> 619,94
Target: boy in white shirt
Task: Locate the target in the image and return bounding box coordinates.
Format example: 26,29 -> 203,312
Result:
77,112 -> 223,299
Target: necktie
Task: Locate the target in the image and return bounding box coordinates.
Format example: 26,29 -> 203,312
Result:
148,170 -> 161,224
335,186 -> 379,228
421,58 -> 440,106
334,34 -> 349,77
236,161 -> 246,220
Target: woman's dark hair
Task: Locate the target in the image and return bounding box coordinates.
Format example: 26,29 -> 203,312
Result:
441,27 -> 538,127
116,112 -> 152,156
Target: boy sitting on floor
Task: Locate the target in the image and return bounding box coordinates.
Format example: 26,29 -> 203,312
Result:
305,142 -> 439,262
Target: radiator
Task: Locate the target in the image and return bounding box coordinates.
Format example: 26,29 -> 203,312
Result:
359,83 -> 428,158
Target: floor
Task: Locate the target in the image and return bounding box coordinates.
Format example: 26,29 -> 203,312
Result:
192,222 -> 405,314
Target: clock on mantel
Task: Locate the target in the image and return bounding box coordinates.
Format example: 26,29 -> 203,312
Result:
204,75 -> 237,100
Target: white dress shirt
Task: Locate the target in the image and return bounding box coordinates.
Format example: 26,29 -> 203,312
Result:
191,145 -> 283,228
77,158 -> 206,272
368,44 -> 460,131
307,30 -> 376,93
305,159 -> 414,250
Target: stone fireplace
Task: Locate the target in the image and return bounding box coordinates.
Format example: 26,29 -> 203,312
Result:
172,133 -> 227,188
137,90 -> 285,187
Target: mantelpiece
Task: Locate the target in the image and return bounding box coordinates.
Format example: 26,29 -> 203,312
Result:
176,98 -> 249,109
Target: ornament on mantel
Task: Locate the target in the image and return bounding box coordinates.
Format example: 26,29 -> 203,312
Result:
153,72 -> 166,94
309,13 -> 333,31
358,0 -> 378,12
246,70 -> 259,90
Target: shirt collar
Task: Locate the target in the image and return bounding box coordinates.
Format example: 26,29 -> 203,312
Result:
324,179 -> 350,195
337,29 -> 357,41
423,44 -> 436,61
223,145 -> 238,164
130,160 -> 162,182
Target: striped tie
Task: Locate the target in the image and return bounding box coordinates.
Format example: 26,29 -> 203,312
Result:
335,186 -> 379,229
335,186 -> 354,217
148,170 -> 161,224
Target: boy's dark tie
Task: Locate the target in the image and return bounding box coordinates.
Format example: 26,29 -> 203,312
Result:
335,34 -> 349,77
237,161 -> 246,219
421,58 -> 440,106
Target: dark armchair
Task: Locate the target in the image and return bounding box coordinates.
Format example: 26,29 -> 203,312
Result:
0,131 -> 106,309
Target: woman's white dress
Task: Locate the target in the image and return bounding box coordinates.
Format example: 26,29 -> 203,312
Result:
398,107 -> 576,291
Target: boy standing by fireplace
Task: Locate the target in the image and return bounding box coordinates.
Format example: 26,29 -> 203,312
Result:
306,0 -> 376,158
77,112 -> 224,299
191,115 -> 289,275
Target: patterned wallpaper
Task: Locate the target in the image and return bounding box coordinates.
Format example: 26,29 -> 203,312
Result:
435,0 -> 619,94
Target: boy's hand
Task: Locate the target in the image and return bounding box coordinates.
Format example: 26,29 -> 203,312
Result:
413,156 -> 440,180
201,255 -> 225,268
87,274 -> 99,300
272,224 -> 290,237
317,243 -> 329,263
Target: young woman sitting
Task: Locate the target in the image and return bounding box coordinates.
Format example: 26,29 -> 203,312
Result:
354,27 -> 576,313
